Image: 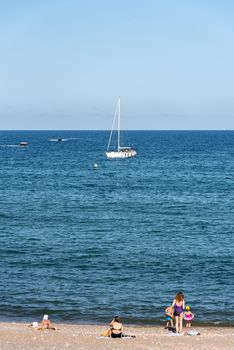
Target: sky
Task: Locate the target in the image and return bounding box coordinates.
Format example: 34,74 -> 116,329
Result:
0,0 -> 234,130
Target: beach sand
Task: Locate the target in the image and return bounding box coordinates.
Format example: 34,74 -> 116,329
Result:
0,323 -> 233,350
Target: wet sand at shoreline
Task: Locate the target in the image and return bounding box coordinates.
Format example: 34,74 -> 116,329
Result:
0,322 -> 233,350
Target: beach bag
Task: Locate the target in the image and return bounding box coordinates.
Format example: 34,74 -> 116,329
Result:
187,329 -> 200,336
31,322 -> 39,328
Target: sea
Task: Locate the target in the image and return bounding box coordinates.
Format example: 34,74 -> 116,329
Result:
0,130 -> 233,326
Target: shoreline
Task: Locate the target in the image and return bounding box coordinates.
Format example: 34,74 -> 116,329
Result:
0,318 -> 233,328
0,322 -> 233,350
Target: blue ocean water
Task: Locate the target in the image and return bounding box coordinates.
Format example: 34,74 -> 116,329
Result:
0,130 -> 233,326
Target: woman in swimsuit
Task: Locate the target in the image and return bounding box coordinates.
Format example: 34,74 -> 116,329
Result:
172,292 -> 185,334
109,316 -> 123,338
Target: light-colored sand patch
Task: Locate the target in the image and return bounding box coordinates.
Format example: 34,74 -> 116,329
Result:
0,323 -> 233,350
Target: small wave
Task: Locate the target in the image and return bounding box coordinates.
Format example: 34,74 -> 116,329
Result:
0,144 -> 20,147
48,139 -> 68,142
48,137 -> 79,142
0,213 -> 12,219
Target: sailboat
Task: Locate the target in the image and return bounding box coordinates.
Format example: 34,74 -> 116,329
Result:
106,98 -> 137,159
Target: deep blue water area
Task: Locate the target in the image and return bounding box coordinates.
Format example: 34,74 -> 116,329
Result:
0,130 -> 233,325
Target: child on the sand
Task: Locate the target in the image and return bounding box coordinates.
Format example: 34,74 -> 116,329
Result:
183,306 -> 194,328
165,305 -> 174,328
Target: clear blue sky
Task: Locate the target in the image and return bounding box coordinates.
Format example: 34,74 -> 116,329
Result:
0,0 -> 233,130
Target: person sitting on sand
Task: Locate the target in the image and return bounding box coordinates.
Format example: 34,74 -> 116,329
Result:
41,314 -> 57,330
109,316 -> 123,338
172,292 -> 185,334
165,304 -> 174,328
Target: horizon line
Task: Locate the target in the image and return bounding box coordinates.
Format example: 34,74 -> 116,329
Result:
0,129 -> 234,132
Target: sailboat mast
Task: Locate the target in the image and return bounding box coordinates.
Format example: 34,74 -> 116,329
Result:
118,97 -> 120,151
106,97 -> 137,158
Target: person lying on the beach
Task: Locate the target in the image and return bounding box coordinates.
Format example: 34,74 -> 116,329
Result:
109,316 -> 123,338
29,315 -> 58,331
30,314 -> 58,331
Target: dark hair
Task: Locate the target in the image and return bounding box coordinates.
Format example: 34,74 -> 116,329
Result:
114,316 -> 121,323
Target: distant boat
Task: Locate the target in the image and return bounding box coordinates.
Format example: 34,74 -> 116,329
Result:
19,141 -> 28,147
106,98 -> 137,159
48,138 -> 67,142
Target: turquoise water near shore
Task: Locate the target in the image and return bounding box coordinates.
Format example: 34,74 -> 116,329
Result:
0,130 -> 233,325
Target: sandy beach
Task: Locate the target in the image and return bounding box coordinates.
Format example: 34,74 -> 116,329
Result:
0,322 -> 233,350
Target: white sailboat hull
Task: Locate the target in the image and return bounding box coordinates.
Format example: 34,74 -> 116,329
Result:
106,149 -> 137,159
